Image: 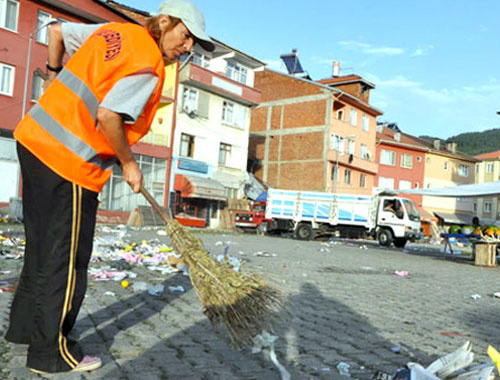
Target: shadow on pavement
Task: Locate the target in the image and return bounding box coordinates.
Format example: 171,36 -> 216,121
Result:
88,280 -> 435,379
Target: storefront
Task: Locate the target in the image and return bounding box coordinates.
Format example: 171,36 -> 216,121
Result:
173,173 -> 227,227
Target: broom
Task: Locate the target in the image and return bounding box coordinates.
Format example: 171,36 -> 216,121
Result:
139,185 -> 282,348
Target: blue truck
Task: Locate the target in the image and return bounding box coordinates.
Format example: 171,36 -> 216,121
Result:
263,188 -> 421,247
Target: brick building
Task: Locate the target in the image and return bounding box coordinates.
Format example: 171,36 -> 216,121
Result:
249,69 -> 382,195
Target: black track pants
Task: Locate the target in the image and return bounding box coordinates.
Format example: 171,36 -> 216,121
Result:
5,143 -> 98,373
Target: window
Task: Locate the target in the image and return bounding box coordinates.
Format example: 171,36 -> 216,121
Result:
360,174 -> 366,188
0,62 -> 14,96
330,134 -> 345,152
222,100 -> 234,124
36,10 -> 51,44
380,149 -> 395,165
379,177 -> 394,190
100,154 -> 166,211
180,133 -> 194,158
399,180 -> 412,190
362,114 -> 369,131
0,0 -> 18,32
226,61 -> 247,85
348,140 -> 355,155
337,109 -> 344,121
417,156 -> 422,162
475,164 -> 479,174
444,161 -> 448,170
485,202 -> 492,213
487,163 -> 494,173
31,72 -> 44,101
360,144 -> 368,159
414,182 -> 419,188
192,51 -> 210,68
344,169 -> 351,185
218,143 -> 231,166
182,87 -> 198,112
473,203 -> 477,213
350,108 -> 357,126
331,166 -> 338,181
401,153 -> 413,169
459,164 -> 469,177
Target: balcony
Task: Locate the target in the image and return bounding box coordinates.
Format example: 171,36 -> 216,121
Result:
179,63 -> 261,106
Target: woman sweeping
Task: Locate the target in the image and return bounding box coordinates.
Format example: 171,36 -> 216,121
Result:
4,0 -> 214,374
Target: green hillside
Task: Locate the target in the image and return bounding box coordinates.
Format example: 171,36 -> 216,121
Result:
419,128 -> 500,156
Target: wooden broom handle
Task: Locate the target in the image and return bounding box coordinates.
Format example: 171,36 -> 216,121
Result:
139,184 -> 173,222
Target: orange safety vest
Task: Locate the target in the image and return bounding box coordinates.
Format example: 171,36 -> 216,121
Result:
15,23 -> 166,192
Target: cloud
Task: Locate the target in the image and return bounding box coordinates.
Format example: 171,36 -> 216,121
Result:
410,44 -> 434,57
338,41 -> 404,56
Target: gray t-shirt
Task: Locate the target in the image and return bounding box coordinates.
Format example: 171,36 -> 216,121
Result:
61,22 -> 159,123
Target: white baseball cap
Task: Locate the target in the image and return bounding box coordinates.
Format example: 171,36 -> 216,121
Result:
158,0 -> 215,52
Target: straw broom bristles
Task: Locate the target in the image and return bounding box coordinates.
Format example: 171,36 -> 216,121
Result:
165,219 -> 283,348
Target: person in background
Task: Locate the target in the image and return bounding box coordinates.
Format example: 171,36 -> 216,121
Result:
4,0 -> 213,374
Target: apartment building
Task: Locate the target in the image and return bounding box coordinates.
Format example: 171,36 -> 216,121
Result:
375,124 -> 427,208
418,139 -> 479,224
171,41 -> 263,227
0,0 -> 135,205
249,69 -> 382,195
473,150 -> 500,223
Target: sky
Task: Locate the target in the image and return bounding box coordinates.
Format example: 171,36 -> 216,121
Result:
122,0 -> 500,139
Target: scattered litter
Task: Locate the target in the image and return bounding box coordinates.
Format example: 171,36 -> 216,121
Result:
147,284 -> 164,297
493,292 -> 500,298
238,251 -> 246,255
104,291 -> 115,297
318,247 -> 330,252
439,331 -> 467,337
336,362 -> 351,377
395,270 -> 409,277
391,346 -> 401,353
253,251 -> 276,257
121,280 -> 129,288
371,370 -> 394,380
168,285 -> 185,293
469,294 -> 481,300
0,270 -> 11,274
488,345 -> 500,375
132,282 -> 148,292
392,341 -> 494,380
157,230 -> 167,236
252,331 -> 290,380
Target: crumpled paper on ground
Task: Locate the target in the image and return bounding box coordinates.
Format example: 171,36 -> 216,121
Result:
252,331 -> 290,380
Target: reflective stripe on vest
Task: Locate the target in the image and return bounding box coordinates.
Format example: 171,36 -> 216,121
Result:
29,103 -> 115,171
57,68 -> 99,119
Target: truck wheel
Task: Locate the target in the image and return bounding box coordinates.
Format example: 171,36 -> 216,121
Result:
378,229 -> 393,247
393,238 -> 407,248
295,223 -> 314,240
256,222 -> 268,235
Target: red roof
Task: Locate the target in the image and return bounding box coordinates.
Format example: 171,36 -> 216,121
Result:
376,127 -> 428,150
474,150 -> 500,160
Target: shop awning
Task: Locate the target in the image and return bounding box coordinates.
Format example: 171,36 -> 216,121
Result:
417,207 -> 438,221
400,181 -> 500,198
433,211 -> 474,225
174,174 -> 227,201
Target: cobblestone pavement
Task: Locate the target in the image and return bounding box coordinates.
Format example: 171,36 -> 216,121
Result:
1,225 -> 499,379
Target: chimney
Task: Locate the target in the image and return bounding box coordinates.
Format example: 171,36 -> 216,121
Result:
433,139 -> 441,150
446,142 -> 457,153
333,61 -> 340,77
